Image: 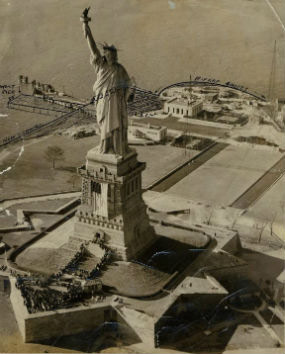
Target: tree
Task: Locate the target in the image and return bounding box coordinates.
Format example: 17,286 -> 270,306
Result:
257,221 -> 267,243
44,146 -> 65,169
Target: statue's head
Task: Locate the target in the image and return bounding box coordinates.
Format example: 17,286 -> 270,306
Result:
103,44 -> 118,64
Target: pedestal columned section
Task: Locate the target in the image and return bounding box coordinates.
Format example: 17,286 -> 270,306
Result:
73,148 -> 155,261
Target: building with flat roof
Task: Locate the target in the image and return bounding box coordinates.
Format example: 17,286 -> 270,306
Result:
164,97 -> 203,118
128,121 -> 167,142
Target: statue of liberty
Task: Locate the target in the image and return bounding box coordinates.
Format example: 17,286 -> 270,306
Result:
81,7 -> 133,156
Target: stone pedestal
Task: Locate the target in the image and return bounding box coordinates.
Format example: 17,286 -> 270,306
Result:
72,147 -> 155,261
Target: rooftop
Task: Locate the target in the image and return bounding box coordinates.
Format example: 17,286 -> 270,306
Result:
167,97 -> 202,107
174,274 -> 228,296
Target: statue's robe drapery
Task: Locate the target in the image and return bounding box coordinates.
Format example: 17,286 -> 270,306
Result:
91,55 -> 130,154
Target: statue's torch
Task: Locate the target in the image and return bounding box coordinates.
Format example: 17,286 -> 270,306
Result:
80,6 -> 91,23
81,7 -> 92,39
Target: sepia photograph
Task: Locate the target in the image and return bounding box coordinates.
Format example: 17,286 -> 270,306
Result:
0,0 -> 284,353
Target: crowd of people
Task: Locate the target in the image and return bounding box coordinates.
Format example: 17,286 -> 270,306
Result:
0,265 -> 7,271
15,276 -> 84,313
86,238 -> 112,279
60,238 -> 113,280
89,249 -> 112,279
13,237 -> 114,313
11,234 -> 116,313
1,266 -> 22,277
63,244 -> 87,275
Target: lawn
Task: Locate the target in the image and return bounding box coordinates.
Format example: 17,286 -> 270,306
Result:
0,135 -> 98,200
0,132 -> 198,199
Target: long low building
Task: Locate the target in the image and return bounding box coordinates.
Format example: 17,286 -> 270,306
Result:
128,121 -> 167,142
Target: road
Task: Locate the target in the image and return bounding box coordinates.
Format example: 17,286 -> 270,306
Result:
231,155 -> 285,209
150,143 -> 228,192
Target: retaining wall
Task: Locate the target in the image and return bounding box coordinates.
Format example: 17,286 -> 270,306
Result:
10,278 -> 111,342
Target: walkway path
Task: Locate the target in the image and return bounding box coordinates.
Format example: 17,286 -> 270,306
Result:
231,155 -> 285,209
0,191 -> 80,209
150,143 -> 227,192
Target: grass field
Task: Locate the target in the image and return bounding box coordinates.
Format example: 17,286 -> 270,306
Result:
0,105 -> 61,140
0,135 -> 97,200
0,133 -> 197,199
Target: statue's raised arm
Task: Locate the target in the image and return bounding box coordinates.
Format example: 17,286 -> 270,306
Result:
81,7 -> 131,157
80,7 -> 101,60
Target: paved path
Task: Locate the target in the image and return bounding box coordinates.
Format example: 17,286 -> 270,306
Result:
0,191 -> 80,209
229,300 -> 284,346
254,311 -> 284,346
231,155 -> 285,209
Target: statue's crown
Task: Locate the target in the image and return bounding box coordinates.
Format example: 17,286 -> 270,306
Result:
103,44 -> 117,52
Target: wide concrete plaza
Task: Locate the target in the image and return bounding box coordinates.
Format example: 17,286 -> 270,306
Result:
166,146 -> 283,206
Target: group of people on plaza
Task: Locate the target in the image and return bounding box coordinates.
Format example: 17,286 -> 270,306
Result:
65,237 -> 112,280
63,246 -> 86,275
89,250 -> 112,278
88,237 -> 112,278
15,276 -> 84,313
12,233 -> 114,313
41,236 -> 112,284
